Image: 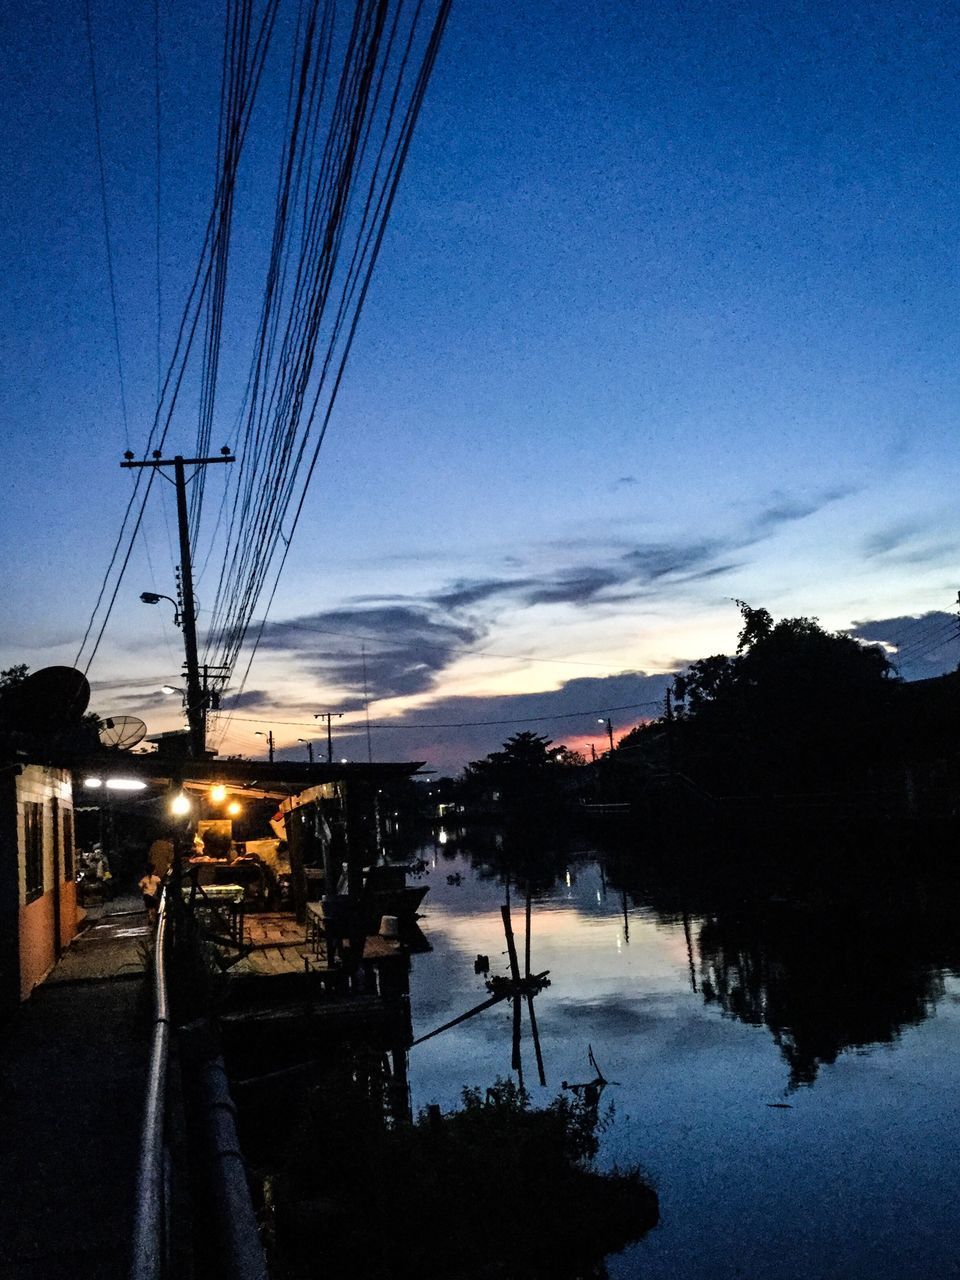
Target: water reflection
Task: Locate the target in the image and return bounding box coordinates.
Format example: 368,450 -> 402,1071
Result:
413,887 -> 552,1087
406,827 -> 960,1279
610,845 -> 960,1091
431,825 -> 960,1092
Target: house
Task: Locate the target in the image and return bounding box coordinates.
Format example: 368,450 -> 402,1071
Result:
0,760 -> 80,1016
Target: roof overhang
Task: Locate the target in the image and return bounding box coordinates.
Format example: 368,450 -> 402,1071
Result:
6,747 -> 424,801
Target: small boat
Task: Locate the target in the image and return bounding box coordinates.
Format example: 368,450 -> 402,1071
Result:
337,861 -> 428,929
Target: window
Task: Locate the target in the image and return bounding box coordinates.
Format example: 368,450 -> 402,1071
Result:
24,801 -> 44,903
62,808 -> 75,881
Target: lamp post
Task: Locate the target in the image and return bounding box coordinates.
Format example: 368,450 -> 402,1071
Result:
255,730 -> 275,763
598,717 -> 614,753
297,738 -> 315,764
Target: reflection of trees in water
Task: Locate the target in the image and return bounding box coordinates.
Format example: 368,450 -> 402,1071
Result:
440,823 -> 960,1090
456,819 -> 585,896
602,842 -> 960,1090
696,905 -> 948,1089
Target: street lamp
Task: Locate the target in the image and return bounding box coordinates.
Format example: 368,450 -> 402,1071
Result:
297,738 -> 315,764
255,730 -> 275,764
598,717 -> 614,752
140,591 -> 182,627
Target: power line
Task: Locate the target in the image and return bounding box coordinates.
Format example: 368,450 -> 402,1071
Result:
76,0 -> 281,675
82,0 -> 130,449
154,0 -> 163,405
222,699 -> 663,732
204,0 -> 455,748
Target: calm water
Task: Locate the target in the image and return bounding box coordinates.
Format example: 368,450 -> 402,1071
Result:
403,833 -> 960,1279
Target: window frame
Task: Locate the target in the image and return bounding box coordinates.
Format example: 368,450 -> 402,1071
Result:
23,800 -> 44,904
62,807 -> 75,881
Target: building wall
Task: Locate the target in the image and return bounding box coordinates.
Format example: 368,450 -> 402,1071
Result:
0,772 -> 20,1019
16,766 -> 77,1000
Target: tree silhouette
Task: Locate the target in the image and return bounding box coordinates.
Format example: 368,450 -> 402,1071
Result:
668,603 -> 895,795
463,732 -> 577,807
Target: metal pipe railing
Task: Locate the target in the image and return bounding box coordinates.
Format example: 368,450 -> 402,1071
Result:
130,888 -> 171,1280
195,1057 -> 269,1280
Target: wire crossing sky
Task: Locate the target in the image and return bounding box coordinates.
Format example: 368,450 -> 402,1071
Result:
2,0 -> 960,770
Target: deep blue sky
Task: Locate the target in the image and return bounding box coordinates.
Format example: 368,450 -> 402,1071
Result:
2,0 -> 959,769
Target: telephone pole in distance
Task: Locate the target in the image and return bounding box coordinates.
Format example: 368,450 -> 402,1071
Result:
314,711 -> 342,763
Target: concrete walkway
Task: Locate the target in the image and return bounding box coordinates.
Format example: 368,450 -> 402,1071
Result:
0,905 -> 155,1279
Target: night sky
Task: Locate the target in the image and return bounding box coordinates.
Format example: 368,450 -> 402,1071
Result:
2,0 -> 960,770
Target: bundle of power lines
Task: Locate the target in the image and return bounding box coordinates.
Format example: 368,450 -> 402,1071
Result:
76,0 -> 452,729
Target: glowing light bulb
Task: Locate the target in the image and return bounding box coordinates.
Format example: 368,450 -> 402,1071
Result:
227,802 -> 241,817
210,784 -> 227,804
170,792 -> 191,816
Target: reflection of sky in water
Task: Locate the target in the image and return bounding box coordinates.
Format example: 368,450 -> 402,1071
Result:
408,848 -> 960,1279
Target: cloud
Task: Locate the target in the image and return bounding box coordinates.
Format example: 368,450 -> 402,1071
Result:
88,675 -> 171,692
248,488 -> 840,744
91,689 -> 164,715
861,521 -> 958,568
524,567 -> 623,606
846,612 -> 960,681
256,605 -> 485,701
339,670 -> 673,772
430,539 -> 740,614
433,578 -> 532,610
747,486 -> 852,537
861,523 -> 922,559
622,541 -> 726,583
221,687 -> 274,712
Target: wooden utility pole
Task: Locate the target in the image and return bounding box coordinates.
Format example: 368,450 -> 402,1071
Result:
314,711 -> 342,763
122,448 -> 234,757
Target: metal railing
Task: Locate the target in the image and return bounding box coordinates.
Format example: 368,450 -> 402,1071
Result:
129,883 -> 269,1280
130,887 -> 171,1280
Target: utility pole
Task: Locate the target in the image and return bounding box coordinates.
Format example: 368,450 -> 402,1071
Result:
598,717 -> 614,753
314,711 -> 342,763
122,448 -> 234,758
297,738 -> 314,764
256,730 -> 275,763
361,643 -> 373,764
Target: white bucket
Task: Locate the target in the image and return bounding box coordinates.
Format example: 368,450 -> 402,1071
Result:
379,914 -> 399,939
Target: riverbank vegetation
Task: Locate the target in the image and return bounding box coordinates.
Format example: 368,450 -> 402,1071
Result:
255,1074 -> 658,1279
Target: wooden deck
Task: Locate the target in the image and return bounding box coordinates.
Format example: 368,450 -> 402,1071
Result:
228,911 -> 405,978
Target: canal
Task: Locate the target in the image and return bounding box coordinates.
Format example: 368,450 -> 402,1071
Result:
404,830 -> 960,1279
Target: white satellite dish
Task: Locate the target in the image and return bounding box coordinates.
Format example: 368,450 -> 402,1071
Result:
98,716 -> 148,751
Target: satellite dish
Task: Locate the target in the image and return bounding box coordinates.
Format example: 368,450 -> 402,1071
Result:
98,716 -> 148,750
0,666 -> 90,728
